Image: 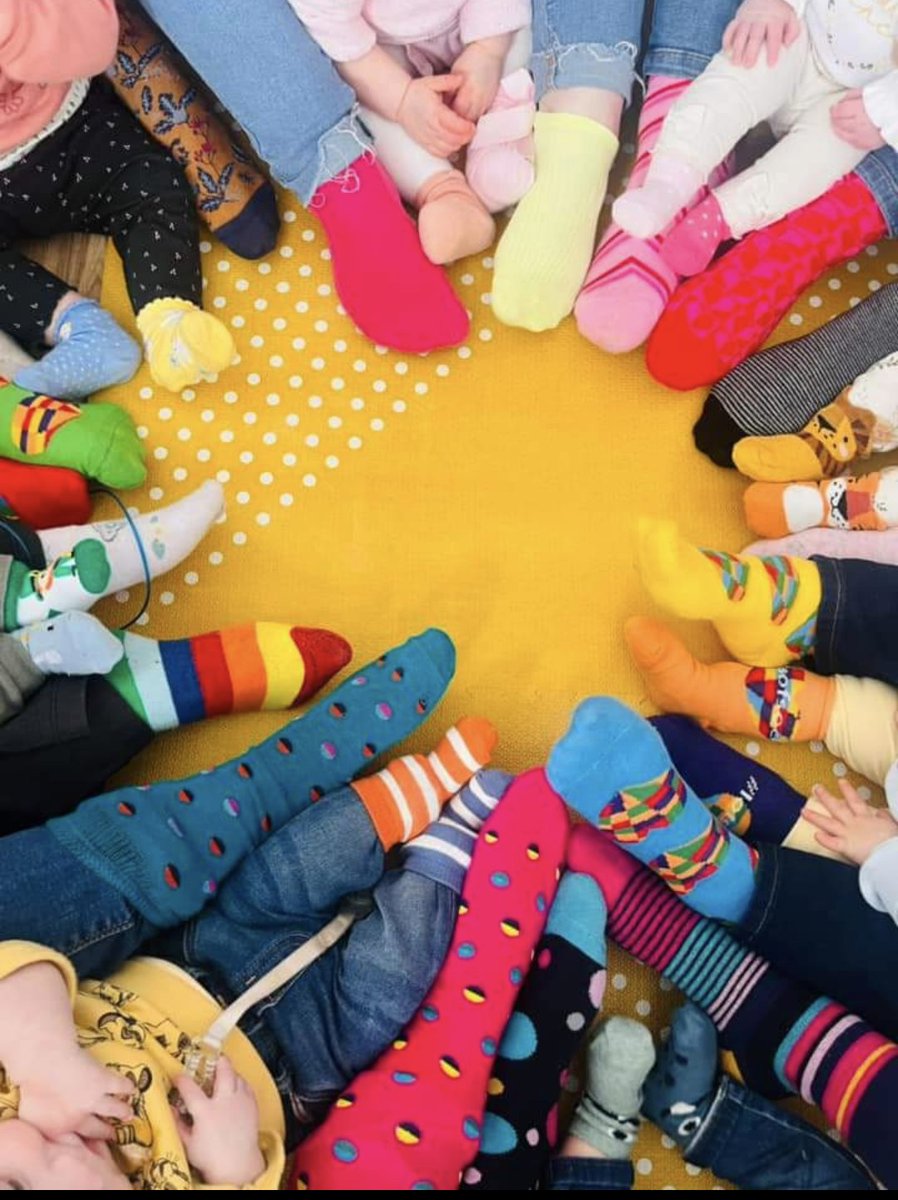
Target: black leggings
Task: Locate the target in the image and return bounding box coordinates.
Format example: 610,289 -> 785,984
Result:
0,80 -> 200,353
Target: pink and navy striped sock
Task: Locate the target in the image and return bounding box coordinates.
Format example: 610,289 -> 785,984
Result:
568,826 -> 898,1189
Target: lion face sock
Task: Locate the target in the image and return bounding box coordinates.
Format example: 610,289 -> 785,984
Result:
12,611 -> 122,678
567,1016 -> 656,1161
744,470 -> 898,539
106,621 -> 351,732
641,1003 -> 717,1148
547,697 -> 757,923
567,825 -> 898,1190
461,871 -> 609,1190
636,518 -> 822,666
48,628 -> 456,925
734,393 -> 877,483
290,770 -> 571,1191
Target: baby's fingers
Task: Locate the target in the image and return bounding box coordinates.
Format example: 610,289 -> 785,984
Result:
809,784 -> 846,821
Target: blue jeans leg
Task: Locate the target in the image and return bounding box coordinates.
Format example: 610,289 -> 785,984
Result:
0,827 -> 153,978
546,1156 -> 635,1190
137,0 -> 371,204
645,0 -> 742,80
811,556 -> 898,689
856,145 -> 898,236
686,1076 -> 876,1189
531,0 -> 647,104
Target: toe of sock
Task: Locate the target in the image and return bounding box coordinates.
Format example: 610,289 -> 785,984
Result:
545,871 -> 608,965
291,628 -> 353,702
417,627 -> 457,685
453,716 -> 498,767
216,184 -> 281,260
646,288 -> 728,391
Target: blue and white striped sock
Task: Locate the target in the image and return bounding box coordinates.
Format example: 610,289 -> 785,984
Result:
400,768 -> 513,893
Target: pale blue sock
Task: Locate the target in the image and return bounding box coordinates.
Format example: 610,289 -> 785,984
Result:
13,611 -> 123,676
15,299 -> 141,400
642,1003 -> 718,1147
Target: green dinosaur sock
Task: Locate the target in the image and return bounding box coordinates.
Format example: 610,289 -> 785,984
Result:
2,540 -> 111,630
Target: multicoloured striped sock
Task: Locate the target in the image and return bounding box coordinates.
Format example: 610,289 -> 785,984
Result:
568,826 -> 898,1189
351,719 -> 498,850
106,622 -> 351,731
401,769 -> 512,891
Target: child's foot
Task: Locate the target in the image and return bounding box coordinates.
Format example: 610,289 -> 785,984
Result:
15,299 -> 141,400
466,68 -> 535,214
416,170 -> 496,265
733,395 -> 876,483
612,156 -> 703,241
660,193 -> 731,277
744,472 -> 898,538
13,610 -> 123,676
136,298 -> 235,393
217,182 -> 280,260
566,1017 -> 656,1159
312,153 -> 470,353
636,518 -> 822,665
642,1004 -> 718,1148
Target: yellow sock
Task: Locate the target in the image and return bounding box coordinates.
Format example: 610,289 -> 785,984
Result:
492,112 -> 618,333
733,394 -> 875,483
636,518 -> 822,667
136,297 -> 235,393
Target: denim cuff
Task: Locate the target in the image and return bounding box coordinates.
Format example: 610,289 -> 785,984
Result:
546,1155 -> 636,1191
299,110 -> 373,204
682,1075 -> 734,1169
855,145 -> 898,237
532,41 -> 638,105
643,47 -> 718,83
809,555 -> 844,679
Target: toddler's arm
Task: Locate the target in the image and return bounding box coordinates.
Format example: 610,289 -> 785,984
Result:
452,33 -> 514,122
0,0 -> 119,84
723,0 -> 802,68
857,73 -> 898,151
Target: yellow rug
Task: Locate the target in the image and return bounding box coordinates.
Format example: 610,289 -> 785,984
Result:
98,175 -> 894,1188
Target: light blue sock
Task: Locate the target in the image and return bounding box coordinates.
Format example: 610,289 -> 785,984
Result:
546,697 -> 757,923
642,1003 -> 719,1148
15,299 -> 141,400
13,611 -> 123,676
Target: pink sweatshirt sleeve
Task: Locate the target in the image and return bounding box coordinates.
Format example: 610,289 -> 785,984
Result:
0,0 -> 119,84
287,0 -> 377,63
459,0 -> 531,45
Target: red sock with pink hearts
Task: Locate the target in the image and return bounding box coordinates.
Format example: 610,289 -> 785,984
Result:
647,172 -> 888,391
311,152 -> 470,354
575,76 -> 731,354
290,769 -> 570,1191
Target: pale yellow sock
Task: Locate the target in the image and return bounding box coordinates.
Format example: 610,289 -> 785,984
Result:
136,297 -> 235,393
492,112 -> 618,333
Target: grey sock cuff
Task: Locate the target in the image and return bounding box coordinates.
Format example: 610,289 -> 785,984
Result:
568,1091 -> 643,1161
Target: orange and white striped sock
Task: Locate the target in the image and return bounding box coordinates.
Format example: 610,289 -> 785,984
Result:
351,717 -> 498,849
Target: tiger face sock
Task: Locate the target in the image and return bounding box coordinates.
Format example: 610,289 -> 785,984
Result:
636,518 -> 822,666
744,470 -> 898,538
49,628 -> 457,926
106,621 -> 351,732
462,872 -> 609,1190
547,697 -> 758,923
734,393 -> 876,483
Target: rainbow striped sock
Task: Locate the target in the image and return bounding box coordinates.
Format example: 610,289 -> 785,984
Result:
107,622 -> 351,731
401,768 -> 512,892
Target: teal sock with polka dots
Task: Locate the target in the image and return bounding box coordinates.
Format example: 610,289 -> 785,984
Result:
49,628 -> 455,926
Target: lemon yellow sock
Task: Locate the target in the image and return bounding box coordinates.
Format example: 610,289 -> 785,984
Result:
733,393 -> 875,483
492,113 -> 618,333
636,518 -> 822,667
136,297 -> 235,393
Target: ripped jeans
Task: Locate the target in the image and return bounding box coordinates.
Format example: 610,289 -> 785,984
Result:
532,0 -> 741,104
137,0 -> 371,205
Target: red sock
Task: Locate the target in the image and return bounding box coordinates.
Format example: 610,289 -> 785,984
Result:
0,459 -> 91,529
646,173 -> 888,391
311,152 -> 470,353
291,770 -> 570,1191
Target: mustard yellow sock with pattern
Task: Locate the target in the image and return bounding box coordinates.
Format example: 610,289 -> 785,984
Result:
136,298 -> 235,393
636,518 -> 822,667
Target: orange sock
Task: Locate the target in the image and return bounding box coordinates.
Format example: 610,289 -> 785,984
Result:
352,717 -> 498,848
744,472 -> 895,538
625,617 -> 835,742
416,170 -> 496,265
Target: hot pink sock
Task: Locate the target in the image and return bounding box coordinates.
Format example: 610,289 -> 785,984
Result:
661,192 -> 732,276
311,152 -> 470,353
290,769 -> 570,1191
575,77 -> 729,354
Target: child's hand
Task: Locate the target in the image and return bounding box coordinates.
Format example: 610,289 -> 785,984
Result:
397,75 -> 475,158
723,0 -> 801,68
802,778 -> 898,865
18,1045 -> 135,1141
451,42 -> 505,122
172,1057 -> 266,1187
831,90 -> 887,150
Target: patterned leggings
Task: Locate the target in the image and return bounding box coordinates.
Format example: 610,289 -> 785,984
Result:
0,80 -> 200,354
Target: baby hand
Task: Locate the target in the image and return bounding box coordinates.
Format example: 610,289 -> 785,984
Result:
831,90 -> 887,150
397,75 -> 475,158
172,1057 -> 265,1187
802,778 -> 898,865
18,1046 -> 135,1142
451,41 -> 505,122
723,0 -> 801,68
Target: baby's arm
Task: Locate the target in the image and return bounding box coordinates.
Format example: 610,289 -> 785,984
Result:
853,73 -> 898,151
452,34 -> 514,122
0,0 -> 119,84
723,0 -> 802,68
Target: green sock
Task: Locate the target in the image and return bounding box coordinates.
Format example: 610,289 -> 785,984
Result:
2,541 -> 112,630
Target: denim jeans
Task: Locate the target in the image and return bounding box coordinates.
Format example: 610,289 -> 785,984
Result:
857,145 -> 898,236
812,556 -> 898,689
137,0 -> 371,204
547,1156 -> 634,1190
531,0 -> 741,103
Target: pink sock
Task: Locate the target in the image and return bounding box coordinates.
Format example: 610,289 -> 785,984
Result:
661,192 -> 731,276
466,68 -> 536,214
744,526 -> 898,566
290,770 -> 570,1191
311,152 -> 470,353
575,77 -> 729,354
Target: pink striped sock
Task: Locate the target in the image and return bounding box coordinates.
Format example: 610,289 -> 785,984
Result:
575,76 -> 728,354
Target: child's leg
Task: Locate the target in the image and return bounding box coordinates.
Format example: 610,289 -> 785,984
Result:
614,28 -> 809,239
465,27 -> 535,213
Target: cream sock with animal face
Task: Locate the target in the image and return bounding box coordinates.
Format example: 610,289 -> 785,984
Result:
744,469 -> 898,539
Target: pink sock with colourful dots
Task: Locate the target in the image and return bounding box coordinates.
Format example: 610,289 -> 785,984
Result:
661,192 -> 732,277
290,769 -> 570,1191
